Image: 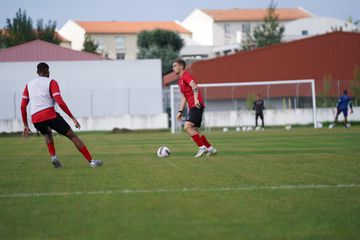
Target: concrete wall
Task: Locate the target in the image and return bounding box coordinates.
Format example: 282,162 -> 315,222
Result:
0,113 -> 168,132
0,60 -> 163,120
182,9 -> 214,46
203,107 -> 360,127
59,20 -> 86,51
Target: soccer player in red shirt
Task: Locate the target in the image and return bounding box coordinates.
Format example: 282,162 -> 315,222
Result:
172,59 -> 217,157
21,62 -> 103,168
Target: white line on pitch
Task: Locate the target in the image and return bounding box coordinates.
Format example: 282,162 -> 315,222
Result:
0,184 -> 359,198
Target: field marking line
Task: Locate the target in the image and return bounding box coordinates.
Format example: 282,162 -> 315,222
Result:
0,184 -> 359,198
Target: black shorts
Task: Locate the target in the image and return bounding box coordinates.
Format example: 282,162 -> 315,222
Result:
33,113 -> 71,136
186,106 -> 204,128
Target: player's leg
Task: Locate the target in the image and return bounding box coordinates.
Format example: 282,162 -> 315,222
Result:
50,114 -> 102,167
34,121 -> 62,168
255,113 -> 259,127
343,109 -> 348,127
184,107 -> 207,157
334,109 -> 340,123
260,113 -> 264,128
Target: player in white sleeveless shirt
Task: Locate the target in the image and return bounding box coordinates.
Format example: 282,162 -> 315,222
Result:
21,62 -> 103,168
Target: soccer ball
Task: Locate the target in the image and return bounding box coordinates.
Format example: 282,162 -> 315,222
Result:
346,123 -> 351,128
223,127 -> 229,132
317,122 -> 323,128
329,123 -> 334,129
285,125 -> 292,130
157,146 -> 171,158
247,127 -> 253,131
242,126 -> 247,131
255,126 -> 261,131
235,127 -> 241,132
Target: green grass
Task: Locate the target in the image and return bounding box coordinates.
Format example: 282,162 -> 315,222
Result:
0,127 -> 359,240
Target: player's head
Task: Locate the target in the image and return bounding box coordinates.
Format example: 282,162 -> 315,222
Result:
172,59 -> 186,75
37,62 -> 49,77
256,94 -> 261,100
343,90 -> 348,95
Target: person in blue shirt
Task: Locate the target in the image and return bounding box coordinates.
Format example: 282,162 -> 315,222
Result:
334,90 -> 353,127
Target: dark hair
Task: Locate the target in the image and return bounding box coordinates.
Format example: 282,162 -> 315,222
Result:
343,90 -> 348,95
172,59 -> 186,69
37,62 -> 49,73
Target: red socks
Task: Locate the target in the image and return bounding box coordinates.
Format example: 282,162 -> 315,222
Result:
201,135 -> 211,148
47,143 -> 56,156
79,146 -> 93,162
191,134 -> 205,147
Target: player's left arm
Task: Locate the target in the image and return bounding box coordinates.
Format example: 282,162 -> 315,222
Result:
349,99 -> 353,113
189,80 -> 201,109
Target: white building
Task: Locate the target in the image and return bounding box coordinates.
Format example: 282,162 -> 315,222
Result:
181,8 -> 313,57
59,20 -> 192,60
283,17 -> 359,41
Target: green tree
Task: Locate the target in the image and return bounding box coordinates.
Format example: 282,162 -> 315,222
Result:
137,29 -> 184,75
246,92 -> 256,110
36,19 -> 61,44
243,1 -> 284,50
82,35 -> 99,54
138,45 -> 178,74
0,8 -> 61,49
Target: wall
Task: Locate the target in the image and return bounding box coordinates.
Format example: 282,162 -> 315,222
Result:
0,60 -> 163,121
0,113 -> 168,132
182,9 -> 214,46
203,107 -> 360,127
59,20 -> 86,51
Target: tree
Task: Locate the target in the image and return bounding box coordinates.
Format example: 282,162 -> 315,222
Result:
36,19 -> 61,44
0,8 -> 61,49
137,29 -> 184,75
82,35 -> 99,54
243,1 -> 284,50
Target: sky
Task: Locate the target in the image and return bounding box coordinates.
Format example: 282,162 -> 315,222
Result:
1,0 -> 360,29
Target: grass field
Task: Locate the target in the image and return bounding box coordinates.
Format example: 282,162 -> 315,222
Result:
0,127 -> 359,239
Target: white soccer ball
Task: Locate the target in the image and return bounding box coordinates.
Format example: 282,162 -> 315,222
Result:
242,126 -> 247,131
223,127 -> 229,132
317,122 -> 323,128
247,127 -> 253,131
157,146 -> 171,158
285,125 -> 292,130
255,126 -> 261,131
235,127 -> 241,132
346,123 -> 351,128
329,123 -> 334,129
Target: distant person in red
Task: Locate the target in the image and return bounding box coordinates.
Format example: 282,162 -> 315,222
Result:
172,59 -> 217,157
21,62 -> 103,168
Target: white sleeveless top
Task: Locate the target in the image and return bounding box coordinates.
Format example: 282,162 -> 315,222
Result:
27,77 -> 55,116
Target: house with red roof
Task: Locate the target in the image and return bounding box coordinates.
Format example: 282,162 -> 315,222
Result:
59,20 -> 191,60
0,39 -> 104,62
182,7 -> 313,57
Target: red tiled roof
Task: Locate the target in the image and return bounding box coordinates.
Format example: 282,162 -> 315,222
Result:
75,21 -> 191,34
0,40 -> 104,62
202,7 -> 312,21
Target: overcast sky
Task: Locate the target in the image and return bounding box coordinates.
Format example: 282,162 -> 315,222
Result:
1,0 -> 360,29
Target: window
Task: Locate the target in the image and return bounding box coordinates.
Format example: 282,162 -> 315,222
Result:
302,30 -> 309,36
116,53 -> 125,60
115,36 -> 125,49
242,23 -> 251,34
224,24 -> 231,35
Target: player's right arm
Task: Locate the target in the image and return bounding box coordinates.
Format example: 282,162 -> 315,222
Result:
50,80 -> 81,129
176,93 -> 186,121
21,85 -> 31,137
